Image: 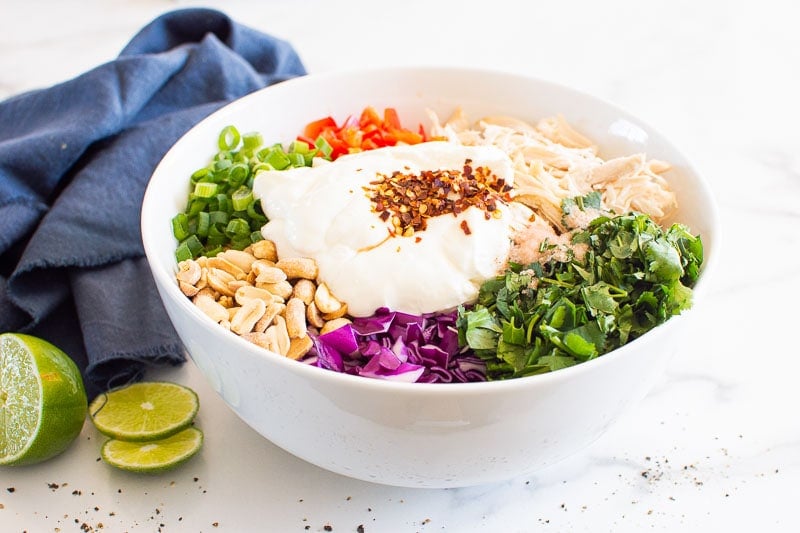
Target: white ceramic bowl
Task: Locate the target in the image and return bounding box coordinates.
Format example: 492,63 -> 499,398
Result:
141,67 -> 718,488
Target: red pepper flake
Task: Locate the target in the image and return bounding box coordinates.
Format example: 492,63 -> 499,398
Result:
324,525 -> 333,532
460,220 -> 472,235
6,488 -> 15,493
364,159 -> 510,238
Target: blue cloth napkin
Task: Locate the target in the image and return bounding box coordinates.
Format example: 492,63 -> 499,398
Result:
0,8 -> 306,398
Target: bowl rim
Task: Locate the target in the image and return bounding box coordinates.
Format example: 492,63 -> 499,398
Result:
141,65 -> 720,395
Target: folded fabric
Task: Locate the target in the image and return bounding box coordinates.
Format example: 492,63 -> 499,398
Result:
0,8 -> 307,398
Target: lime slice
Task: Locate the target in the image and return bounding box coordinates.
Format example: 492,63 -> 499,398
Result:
101,426 -> 203,473
0,333 -> 87,466
89,381 -> 199,441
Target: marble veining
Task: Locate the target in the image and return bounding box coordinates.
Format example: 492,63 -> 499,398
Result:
2,0 -> 799,531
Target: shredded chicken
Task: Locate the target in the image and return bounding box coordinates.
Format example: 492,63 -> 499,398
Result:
427,107 -> 677,233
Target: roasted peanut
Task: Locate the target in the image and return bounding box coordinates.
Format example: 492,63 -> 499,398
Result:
195,287 -> 216,300
320,317 -> 352,335
286,336 -> 314,360
262,326 -> 280,353
176,260 -> 201,285
322,302 -> 348,321
285,298 -> 307,339
193,293 -> 228,323
235,285 -> 275,306
178,244 -> 350,363
241,331 -> 271,350
227,280 -> 250,293
314,282 -> 342,314
253,302 -> 285,333
179,280 -> 199,297
306,301 -> 325,329
231,298 -> 267,335
245,327 -> 279,352
219,249 -> 257,274
272,315 -> 291,355
257,280 -> 293,300
253,264 -> 287,285
276,257 -> 318,280
291,279 -> 316,305
250,239 -> 278,261
206,267 -> 236,297
207,256 -> 246,280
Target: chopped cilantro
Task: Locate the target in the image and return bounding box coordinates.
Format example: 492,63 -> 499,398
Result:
457,212 -> 703,379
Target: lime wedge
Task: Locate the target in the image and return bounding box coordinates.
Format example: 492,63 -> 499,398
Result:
0,333 -> 87,466
101,426 -> 203,473
89,382 -> 199,442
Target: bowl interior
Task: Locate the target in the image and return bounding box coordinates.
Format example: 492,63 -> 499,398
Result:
143,67 -> 717,313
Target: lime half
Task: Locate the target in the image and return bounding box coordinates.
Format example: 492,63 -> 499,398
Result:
89,382 -> 199,441
101,426 -> 203,473
0,333 -> 87,466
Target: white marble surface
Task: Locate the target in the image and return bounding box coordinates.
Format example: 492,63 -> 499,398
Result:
2,0 -> 799,531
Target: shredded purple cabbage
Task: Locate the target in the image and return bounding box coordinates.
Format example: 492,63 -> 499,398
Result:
304,307 -> 486,383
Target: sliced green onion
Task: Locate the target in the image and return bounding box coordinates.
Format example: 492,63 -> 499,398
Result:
193,182 -> 218,198
218,125 -> 241,151
291,139 -> 312,154
228,163 -> 249,189
225,218 -> 250,239
191,167 -> 211,182
185,199 -> 207,217
181,235 -> 204,258
231,186 -> 254,212
314,136 -> 333,159
196,211 -> 210,238
204,245 -> 224,257
252,162 -> 273,174
175,243 -> 192,263
173,125 -> 292,261
214,158 -> 232,172
287,152 -> 305,167
208,210 -> 229,226
229,236 -> 252,250
243,132 -> 263,151
216,194 -> 231,213
171,213 -> 190,241
246,200 -> 266,223
263,148 -> 291,170
206,228 -> 227,247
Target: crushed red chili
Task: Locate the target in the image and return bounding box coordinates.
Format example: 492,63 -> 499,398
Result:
364,158 -> 512,237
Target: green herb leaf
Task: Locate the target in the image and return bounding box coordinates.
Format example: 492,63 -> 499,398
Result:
458,209 -> 703,380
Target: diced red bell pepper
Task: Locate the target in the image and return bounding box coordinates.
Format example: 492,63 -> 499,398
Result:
303,117 -> 337,139
300,106 -> 425,161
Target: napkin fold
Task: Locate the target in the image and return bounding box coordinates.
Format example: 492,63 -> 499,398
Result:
0,8 -> 307,397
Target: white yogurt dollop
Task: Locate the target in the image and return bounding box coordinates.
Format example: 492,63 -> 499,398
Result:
252,141 -> 516,316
